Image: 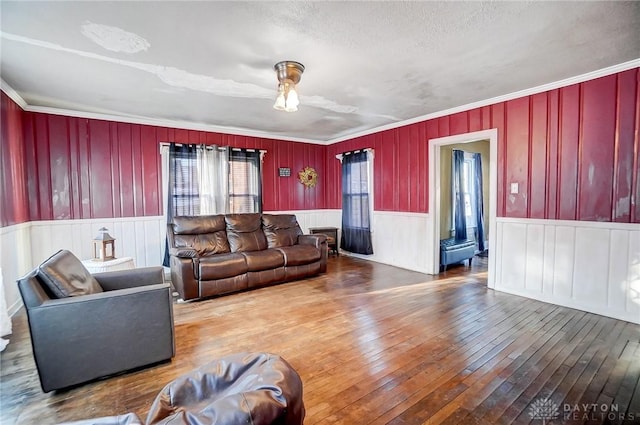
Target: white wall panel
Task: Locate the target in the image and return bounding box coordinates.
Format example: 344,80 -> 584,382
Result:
553,226 -> 575,299
627,231 -> 640,316
499,222 -> 527,291
495,218 -> 640,324
573,227 -> 610,308
0,223 -> 33,316
525,224 -> 544,293
5,213 -> 638,326
270,210 -> 432,274
542,226 -> 556,297
352,211 -> 431,274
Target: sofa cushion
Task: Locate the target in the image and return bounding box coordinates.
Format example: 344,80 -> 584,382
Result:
276,245 -> 321,267
262,214 -> 303,248
172,215 -> 230,256
199,253 -> 248,280
37,250 -> 103,298
173,215 -> 226,235
225,214 -> 267,253
242,250 -> 285,272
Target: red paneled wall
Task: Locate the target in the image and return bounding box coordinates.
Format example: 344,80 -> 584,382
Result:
2,68 -> 638,226
17,113 -> 326,221
326,68 -> 640,223
0,92 -> 29,227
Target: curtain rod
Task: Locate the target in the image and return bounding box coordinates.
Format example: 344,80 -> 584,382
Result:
335,147 -> 374,161
159,142 -> 266,153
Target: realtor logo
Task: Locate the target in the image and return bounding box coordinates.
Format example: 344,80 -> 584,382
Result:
529,398 -> 560,424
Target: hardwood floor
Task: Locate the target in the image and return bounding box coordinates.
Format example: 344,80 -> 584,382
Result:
2,256 -> 639,424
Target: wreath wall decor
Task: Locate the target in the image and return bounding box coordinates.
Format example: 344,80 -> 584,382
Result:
298,166 -> 318,188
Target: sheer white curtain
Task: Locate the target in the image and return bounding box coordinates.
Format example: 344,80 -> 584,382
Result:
197,147 -> 229,214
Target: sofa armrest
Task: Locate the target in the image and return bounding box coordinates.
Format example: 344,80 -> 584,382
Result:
298,234 -> 326,249
169,247 -> 198,258
93,266 -> 164,291
27,283 -> 174,392
298,234 -> 328,273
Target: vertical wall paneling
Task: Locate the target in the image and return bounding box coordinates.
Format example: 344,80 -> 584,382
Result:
398,127 -> 411,212
552,225 -> 575,299
524,224 -> 544,293
607,229 -> 628,311
627,230 -> 640,313
546,89 -> 560,219
48,115 -> 71,220
505,98 -> 530,217
573,227 -> 610,307
11,110 -> 327,222
0,92 -> 29,226
495,218 -> 639,324
529,93 -> 548,218
558,84 -> 580,220
0,223 -> 32,315
498,222 -> 527,290
612,70 -> 638,222
449,111 -> 469,135
34,114 -> 54,220
579,75 -> 617,221
632,70 -> 640,223
88,120 -> 114,218
490,102 -> 506,217
117,123 -> 133,217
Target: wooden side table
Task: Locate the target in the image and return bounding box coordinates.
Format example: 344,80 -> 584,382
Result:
81,257 -> 135,274
309,227 -> 339,256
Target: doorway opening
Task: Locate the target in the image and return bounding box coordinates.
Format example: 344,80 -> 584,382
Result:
428,129 -> 498,288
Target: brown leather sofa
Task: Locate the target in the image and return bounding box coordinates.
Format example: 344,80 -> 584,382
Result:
167,213 -> 327,301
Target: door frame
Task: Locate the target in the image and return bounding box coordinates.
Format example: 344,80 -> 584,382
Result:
427,128 -> 498,288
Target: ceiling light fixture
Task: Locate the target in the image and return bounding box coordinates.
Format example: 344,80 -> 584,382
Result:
273,61 -> 305,112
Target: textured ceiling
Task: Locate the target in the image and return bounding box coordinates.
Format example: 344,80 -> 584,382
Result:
1,1 -> 638,143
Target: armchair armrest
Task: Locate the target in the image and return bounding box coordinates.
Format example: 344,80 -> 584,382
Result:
93,266 -> 164,291
298,234 -> 326,249
27,283 -> 174,392
169,247 -> 198,258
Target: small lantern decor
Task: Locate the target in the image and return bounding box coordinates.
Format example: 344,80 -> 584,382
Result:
92,227 -> 115,261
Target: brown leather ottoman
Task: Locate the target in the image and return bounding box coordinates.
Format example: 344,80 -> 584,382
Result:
146,352 -> 305,425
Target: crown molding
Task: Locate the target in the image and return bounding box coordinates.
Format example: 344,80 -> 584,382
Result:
0,79 -> 27,109
22,104 -> 326,145
326,58 -> 640,144
2,59 -> 638,146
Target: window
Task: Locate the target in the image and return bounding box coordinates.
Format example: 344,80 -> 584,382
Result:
452,151 -> 477,234
229,150 -> 262,213
163,144 -> 262,217
173,157 -> 200,215
340,149 -> 374,255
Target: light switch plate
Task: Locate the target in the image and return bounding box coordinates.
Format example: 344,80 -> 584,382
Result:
510,182 -> 519,194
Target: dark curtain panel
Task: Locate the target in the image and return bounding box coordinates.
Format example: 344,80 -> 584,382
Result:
163,143 -> 199,267
340,151 -> 373,255
473,153 -> 486,251
229,150 -> 262,213
452,149 -> 468,241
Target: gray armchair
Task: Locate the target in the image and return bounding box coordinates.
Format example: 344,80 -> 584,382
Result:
18,250 -> 175,392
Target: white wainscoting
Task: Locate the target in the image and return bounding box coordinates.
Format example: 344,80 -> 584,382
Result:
29,216 -> 166,269
1,216 -> 166,315
0,222 -> 32,316
7,212 -> 635,325
270,209 -> 433,274
494,217 -> 640,324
